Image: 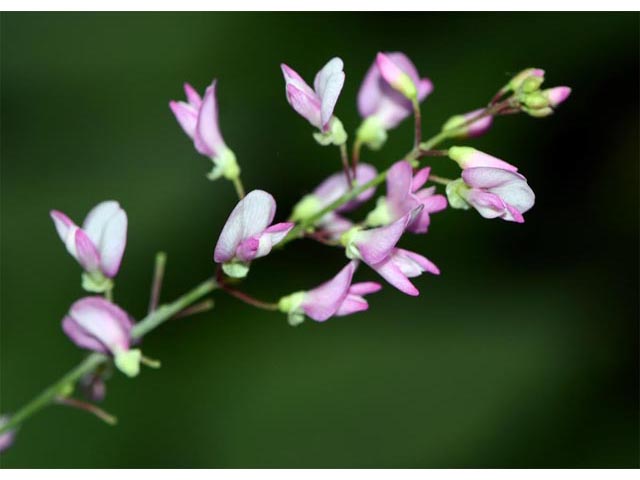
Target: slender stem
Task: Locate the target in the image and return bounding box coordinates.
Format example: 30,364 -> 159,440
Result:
339,143 -> 353,187
0,277 -> 218,435
54,396 -> 118,426
231,176 -> 245,199
148,251 -> 167,314
173,299 -> 215,319
428,174 -> 453,186
412,98 -> 422,150
351,137 -> 362,174
216,267 -> 278,311
418,149 -> 450,157
104,286 -> 113,302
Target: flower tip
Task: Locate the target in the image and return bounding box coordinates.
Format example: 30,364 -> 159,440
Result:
548,86 -> 572,107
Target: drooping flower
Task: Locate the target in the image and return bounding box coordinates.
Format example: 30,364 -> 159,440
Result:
366,160 -> 447,234
50,201 -> 127,292
446,167 -> 535,223
342,209 -> 439,296
356,52 -> 433,149
291,163 -> 378,239
448,146 -> 518,172
278,261 -> 381,326
441,108 -> 493,139
281,57 -> 347,145
0,416 -> 16,454
214,190 -> 294,278
62,297 -> 141,377
170,80 -> 239,181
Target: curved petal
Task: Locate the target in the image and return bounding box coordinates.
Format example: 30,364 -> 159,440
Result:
313,57 -> 345,128
67,297 -> 132,353
302,261 -> 355,321
281,63 -> 316,98
195,80 -> 226,157
285,83 -> 322,129
462,167 -> 525,189
50,210 -> 77,244
74,229 -> 101,272
82,201 -> 121,246
313,163 -> 378,213
371,258 -> 419,296
169,100 -> 198,139
99,209 -> 128,277
214,190 -> 277,263
355,213 -> 409,265
183,82 -> 202,109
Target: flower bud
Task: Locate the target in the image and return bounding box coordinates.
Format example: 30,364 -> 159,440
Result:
356,115 -> 388,150
313,117 -> 347,146
522,91 -> 549,110
448,146 -> 518,172
441,108 -> 493,139
521,75 -> 544,93
506,68 -> 545,92
542,86 -> 571,107
376,52 -> 418,100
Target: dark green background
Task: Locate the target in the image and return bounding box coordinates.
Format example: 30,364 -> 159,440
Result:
1,12 -> 638,468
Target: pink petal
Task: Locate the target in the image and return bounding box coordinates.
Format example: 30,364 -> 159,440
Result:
313,57 -> 345,128
183,82 -> 202,109
462,167 -> 526,189
302,261 -> 356,321
82,201 -> 121,246
376,52 -> 407,87
194,80 -> 226,157
386,160 -> 414,208
355,213 -> 409,265
169,100 -> 198,139
285,83 -> 322,129
411,167 -> 431,192
281,63 -> 316,99
371,259 -> 419,296
74,229 -> 101,272
349,282 -> 383,296
63,315 -> 109,353
335,295 -> 369,316
66,296 -> 132,353
50,210 -> 76,244
313,163 -> 378,213
214,190 -> 276,263
83,201 -> 127,277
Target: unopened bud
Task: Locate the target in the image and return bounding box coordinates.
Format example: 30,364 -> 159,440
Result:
543,86 -> 572,107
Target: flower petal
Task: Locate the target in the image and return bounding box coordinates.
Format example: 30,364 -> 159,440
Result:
302,261 -> 356,321
371,258 -> 419,296
82,201 -> 121,246
281,63 -> 316,99
194,80 -> 226,157
355,213 -> 410,265
183,82 -> 202,109
50,210 -> 77,245
98,209 -> 128,277
285,83 -> 322,129
462,167 -> 525,189
74,229 -> 101,272
214,190 -> 276,263
169,100 -> 198,139
313,57 -> 345,128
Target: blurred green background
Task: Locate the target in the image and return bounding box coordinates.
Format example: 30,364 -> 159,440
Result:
1,12 -> 638,468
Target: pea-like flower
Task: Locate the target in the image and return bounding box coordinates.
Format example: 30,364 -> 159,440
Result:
63,297 -> 141,377
291,163 -> 378,239
214,190 -> 294,278
278,261 -> 381,326
441,108 -> 493,139
446,167 -> 535,223
0,416 -> 16,453
342,209 -> 439,296
170,80 -> 239,181
366,160 -> 447,234
281,57 -> 347,146
356,52 -> 433,149
50,201 -> 127,292
448,146 -> 518,172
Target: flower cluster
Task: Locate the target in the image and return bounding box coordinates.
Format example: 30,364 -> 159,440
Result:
0,51 -> 571,454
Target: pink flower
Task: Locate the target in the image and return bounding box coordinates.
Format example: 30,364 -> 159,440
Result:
214,190 -> 294,277
170,81 -> 239,180
441,108 -> 493,139
446,167 -> 535,223
0,416 -> 16,453
63,297 -> 141,377
357,52 -> 433,131
448,146 -> 518,172
291,164 -> 378,239
543,86 -> 572,107
50,201 -> 127,286
278,261 -> 381,325
281,58 -> 345,133
343,210 -> 439,296
366,160 -> 447,234
356,52 -> 432,150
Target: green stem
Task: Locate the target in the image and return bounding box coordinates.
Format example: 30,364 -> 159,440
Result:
0,277 -> 218,435
231,176 -> 245,199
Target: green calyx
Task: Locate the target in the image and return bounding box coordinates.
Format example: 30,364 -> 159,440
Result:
114,349 -> 141,378
441,114 -> 469,138
356,116 -> 388,150
365,197 -> 392,227
81,271 -> 113,293
445,179 -> 471,210
222,261 -> 250,279
393,72 -> 418,100
340,226 -> 363,260
314,117 -> 348,146
447,146 -> 475,167
278,291 -> 306,327
207,148 -> 240,181
290,195 -> 323,222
